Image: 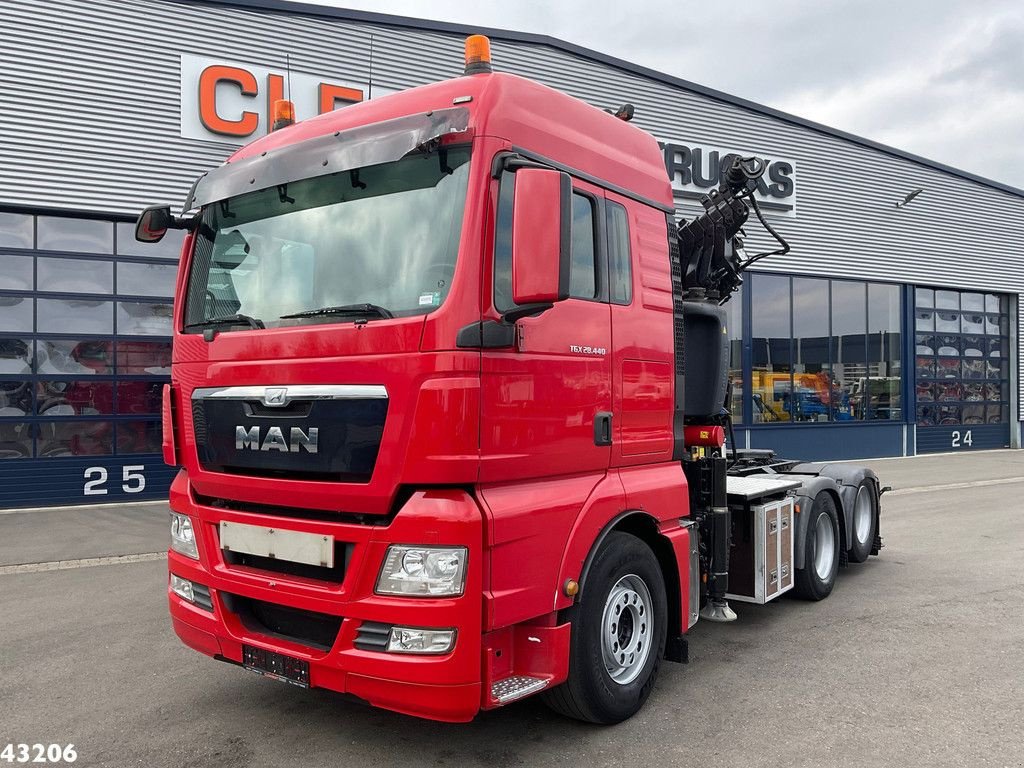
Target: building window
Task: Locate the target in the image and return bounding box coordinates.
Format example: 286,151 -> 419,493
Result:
829,280 -> 866,421
0,212 -> 34,249
37,299 -> 114,335
792,277 -> 830,422
37,216 -> 113,254
0,297 -> 34,333
117,261 -> 178,297
751,273 -> 791,423
868,283 -> 902,419
37,257 -> 114,294
748,273 -> 904,424
0,253 -> 34,290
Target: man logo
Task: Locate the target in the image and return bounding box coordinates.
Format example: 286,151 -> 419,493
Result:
235,426 -> 318,453
263,387 -> 288,407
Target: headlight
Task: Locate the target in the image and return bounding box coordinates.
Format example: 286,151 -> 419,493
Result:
170,511 -> 198,559
376,545 -> 467,596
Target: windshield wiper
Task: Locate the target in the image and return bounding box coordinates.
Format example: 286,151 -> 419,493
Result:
186,313 -> 265,330
280,303 -> 394,320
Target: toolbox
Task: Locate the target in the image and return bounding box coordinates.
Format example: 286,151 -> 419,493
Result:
725,476 -> 797,603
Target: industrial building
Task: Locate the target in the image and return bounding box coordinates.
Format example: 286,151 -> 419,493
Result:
1,0 -> 1021,506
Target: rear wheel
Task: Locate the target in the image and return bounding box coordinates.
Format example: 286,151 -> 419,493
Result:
794,493 -> 840,601
542,532 -> 667,724
847,480 -> 877,563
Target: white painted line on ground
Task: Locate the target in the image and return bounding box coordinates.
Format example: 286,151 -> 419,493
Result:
888,476 -> 1024,496
0,499 -> 169,516
0,552 -> 167,576
857,448 -> 1018,462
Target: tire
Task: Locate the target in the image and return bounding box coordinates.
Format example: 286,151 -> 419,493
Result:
847,480 -> 877,563
794,492 -> 840,601
542,532 -> 668,724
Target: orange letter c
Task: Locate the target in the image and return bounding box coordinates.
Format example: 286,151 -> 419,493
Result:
198,65 -> 259,137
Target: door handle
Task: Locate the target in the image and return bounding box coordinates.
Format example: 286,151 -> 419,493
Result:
594,412 -> 613,446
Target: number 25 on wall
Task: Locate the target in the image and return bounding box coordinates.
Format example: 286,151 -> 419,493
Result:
83,466 -> 147,496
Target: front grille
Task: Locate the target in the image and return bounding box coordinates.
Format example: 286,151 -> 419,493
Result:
191,394 -> 387,483
223,543 -> 353,584
223,593 -> 342,651
191,400 -> 208,445
354,621 -> 393,652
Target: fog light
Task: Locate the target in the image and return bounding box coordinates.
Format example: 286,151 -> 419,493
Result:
387,626 -> 456,654
170,573 -> 195,603
170,512 -> 198,559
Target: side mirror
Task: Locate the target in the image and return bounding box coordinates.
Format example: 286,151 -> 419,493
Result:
135,205 -> 174,243
511,168 -> 571,307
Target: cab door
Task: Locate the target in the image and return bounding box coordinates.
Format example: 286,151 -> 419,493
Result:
479,172 -> 612,483
605,191 -> 676,465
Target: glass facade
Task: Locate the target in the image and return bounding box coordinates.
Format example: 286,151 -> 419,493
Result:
0,205 -> 1015,492
746,273 -> 903,424
0,212 -> 181,461
734,273 -> 1012,453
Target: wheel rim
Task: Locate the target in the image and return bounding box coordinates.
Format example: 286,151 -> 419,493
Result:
853,485 -> 873,545
600,574 -> 654,686
813,512 -> 835,579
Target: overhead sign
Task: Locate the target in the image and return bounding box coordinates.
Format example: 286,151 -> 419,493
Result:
660,141 -> 797,217
180,54 -> 391,144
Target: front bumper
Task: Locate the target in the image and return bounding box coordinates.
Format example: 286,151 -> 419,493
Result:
167,474 -> 485,722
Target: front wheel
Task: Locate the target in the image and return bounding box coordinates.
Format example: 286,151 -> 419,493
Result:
794,492 -> 840,601
542,532 -> 667,724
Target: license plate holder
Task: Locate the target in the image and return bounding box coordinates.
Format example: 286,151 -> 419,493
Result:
220,520 -> 334,567
242,644 -> 310,688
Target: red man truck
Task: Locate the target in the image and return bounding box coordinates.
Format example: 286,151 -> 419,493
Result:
138,36 -> 884,724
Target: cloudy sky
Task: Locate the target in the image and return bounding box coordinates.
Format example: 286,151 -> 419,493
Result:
299,0 -> 1024,189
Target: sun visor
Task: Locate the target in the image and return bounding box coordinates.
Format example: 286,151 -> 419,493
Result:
183,107 -> 470,212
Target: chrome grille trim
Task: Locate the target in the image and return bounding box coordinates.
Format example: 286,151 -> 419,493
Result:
191,385 -> 388,405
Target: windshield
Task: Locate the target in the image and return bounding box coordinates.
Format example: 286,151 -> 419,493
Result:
184,146 -> 470,331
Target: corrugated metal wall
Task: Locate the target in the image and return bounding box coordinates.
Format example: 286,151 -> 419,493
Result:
1,0 -> 1022,416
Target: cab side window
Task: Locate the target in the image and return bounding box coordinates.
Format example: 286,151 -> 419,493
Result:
493,171 -> 516,313
569,193 -> 597,300
606,201 -> 632,305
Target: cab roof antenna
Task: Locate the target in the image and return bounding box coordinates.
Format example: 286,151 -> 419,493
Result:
271,53 -> 296,131
286,53 -> 292,103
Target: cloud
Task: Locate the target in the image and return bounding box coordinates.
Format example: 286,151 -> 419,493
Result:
301,0 -> 1024,188
777,6 -> 1024,186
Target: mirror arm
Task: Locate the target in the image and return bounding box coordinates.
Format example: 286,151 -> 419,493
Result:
501,302 -> 554,324
175,213 -> 199,231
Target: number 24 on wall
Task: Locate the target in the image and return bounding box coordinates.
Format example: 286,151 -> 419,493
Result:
83,466 -> 146,496
951,430 -> 973,448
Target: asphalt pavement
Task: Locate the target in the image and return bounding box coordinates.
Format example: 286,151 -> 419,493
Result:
2,451 -> 1022,767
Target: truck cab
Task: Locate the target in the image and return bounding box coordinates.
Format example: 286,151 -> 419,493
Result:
150,38 -> 882,724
